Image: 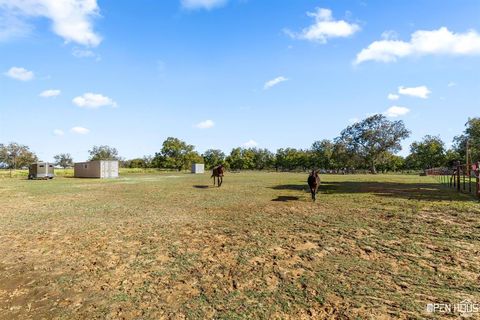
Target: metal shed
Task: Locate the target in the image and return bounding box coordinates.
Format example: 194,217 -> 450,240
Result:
191,163 -> 205,174
28,162 -> 55,179
74,160 -> 119,178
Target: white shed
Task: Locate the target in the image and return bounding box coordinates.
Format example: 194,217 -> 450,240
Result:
74,160 -> 119,178
191,163 -> 205,174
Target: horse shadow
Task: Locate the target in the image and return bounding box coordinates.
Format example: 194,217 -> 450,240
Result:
193,185 -> 210,189
272,196 -> 300,202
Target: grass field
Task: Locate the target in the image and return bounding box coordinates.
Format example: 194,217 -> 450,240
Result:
0,172 -> 479,319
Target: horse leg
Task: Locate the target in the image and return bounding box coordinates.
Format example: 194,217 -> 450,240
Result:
213,176 -> 216,186
219,176 -> 223,187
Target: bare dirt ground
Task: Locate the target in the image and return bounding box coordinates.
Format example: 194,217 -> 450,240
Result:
0,172 -> 479,319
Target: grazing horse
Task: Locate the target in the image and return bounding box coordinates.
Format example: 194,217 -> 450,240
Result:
307,170 -> 321,201
211,165 -> 224,187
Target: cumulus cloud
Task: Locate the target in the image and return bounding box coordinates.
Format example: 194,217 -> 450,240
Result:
40,89 -> 60,98
243,140 -> 258,148
355,27 -> 480,64
264,76 -> 288,90
53,129 -> 64,136
398,86 -> 431,99
72,93 -> 117,109
70,126 -> 90,134
387,93 -> 399,100
4,66 -> 34,81
195,119 -> 215,129
384,106 -> 410,118
181,0 -> 227,10
285,8 -> 360,43
0,0 -> 102,47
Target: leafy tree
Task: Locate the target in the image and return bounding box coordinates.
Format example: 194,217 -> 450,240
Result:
226,148 -> 244,170
453,117 -> 480,162
275,148 -> 310,171
53,153 -> 73,169
251,148 -> 275,170
337,114 -> 410,173
125,158 -> 147,168
0,142 -> 38,169
88,145 -> 120,161
153,137 -> 201,171
311,139 -> 334,169
203,149 -> 226,169
408,135 -> 446,169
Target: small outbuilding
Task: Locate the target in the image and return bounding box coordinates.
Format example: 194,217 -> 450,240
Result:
191,163 -> 205,174
74,160 -> 119,179
28,162 -> 55,179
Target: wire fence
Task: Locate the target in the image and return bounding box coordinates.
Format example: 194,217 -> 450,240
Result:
425,162 -> 480,199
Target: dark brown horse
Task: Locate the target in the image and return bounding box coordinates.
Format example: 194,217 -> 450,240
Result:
211,165 -> 224,187
307,170 -> 321,201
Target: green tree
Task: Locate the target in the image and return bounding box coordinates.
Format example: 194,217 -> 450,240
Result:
453,117 -> 480,162
154,137 -> 201,171
251,148 -> 275,170
53,153 -> 73,169
203,149 -> 226,169
226,148 -> 244,170
88,145 -> 120,161
337,114 -> 410,173
0,142 -> 38,169
408,135 -> 446,169
311,139 -> 334,169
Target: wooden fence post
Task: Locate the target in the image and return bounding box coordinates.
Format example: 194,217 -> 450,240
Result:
476,162 -> 480,199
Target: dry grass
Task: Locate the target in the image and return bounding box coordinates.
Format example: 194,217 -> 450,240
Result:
0,172 -> 479,319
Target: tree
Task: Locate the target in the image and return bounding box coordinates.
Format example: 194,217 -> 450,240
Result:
311,139 -> 334,169
408,135 -> 446,169
203,149 -> 226,169
0,142 -> 38,169
226,148 -> 244,170
251,148 -> 275,170
453,117 -> 480,162
153,137 -> 201,171
88,145 -> 120,161
53,153 -> 73,169
337,114 -> 410,173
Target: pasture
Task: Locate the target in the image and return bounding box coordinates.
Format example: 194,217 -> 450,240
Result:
0,172 -> 479,319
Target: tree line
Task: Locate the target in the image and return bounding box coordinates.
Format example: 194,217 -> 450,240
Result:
1,115 -> 478,173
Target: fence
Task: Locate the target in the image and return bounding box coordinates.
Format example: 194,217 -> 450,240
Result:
425,162 -> 480,199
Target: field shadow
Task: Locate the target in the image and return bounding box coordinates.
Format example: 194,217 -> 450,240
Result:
272,196 -> 300,202
271,181 -> 473,202
193,185 -> 210,189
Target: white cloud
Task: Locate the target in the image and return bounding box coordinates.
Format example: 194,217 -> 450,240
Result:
0,0 -> 102,47
264,76 -> 288,90
387,93 -> 399,100
4,66 -> 34,81
195,119 -> 215,129
0,12 -> 32,41
243,139 -> 258,148
384,106 -> 410,118
39,89 -> 60,98
70,126 -> 90,134
285,8 -> 360,43
53,129 -> 64,136
72,47 -> 100,60
72,93 -> 117,109
398,86 -> 431,99
181,0 -> 226,10
355,27 -> 480,64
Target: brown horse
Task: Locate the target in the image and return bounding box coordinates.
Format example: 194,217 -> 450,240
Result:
307,170 -> 321,201
211,165 -> 224,187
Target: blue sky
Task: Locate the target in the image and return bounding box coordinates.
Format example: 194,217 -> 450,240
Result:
1,0 -> 479,161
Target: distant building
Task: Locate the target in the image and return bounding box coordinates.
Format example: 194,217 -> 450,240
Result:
191,163 -> 205,174
28,162 -> 55,179
74,160 -> 119,178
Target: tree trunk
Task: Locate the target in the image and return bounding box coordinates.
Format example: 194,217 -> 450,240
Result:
370,161 -> 377,174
